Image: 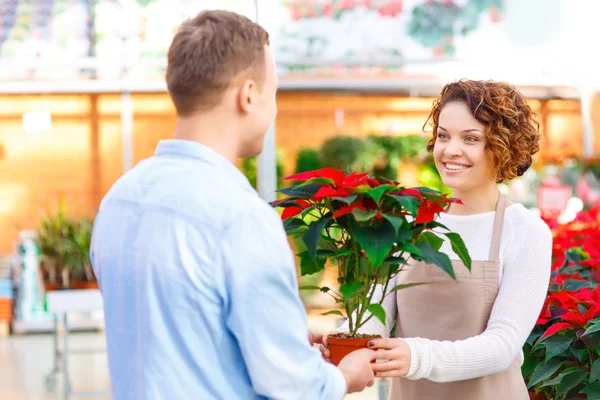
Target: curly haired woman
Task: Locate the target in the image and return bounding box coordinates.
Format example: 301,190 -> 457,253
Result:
321,79 -> 552,399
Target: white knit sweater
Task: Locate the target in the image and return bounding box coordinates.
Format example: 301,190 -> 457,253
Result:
337,204 -> 552,382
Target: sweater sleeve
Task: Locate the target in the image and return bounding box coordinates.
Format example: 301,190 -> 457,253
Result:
402,214 -> 552,382
335,283 -> 398,338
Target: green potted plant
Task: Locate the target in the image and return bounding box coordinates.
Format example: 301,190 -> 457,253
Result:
37,205 -> 97,290
272,167 -> 472,365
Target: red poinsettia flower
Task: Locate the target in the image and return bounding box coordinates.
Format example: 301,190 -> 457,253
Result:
285,167 -> 347,186
333,203 -> 366,218
400,188 -> 424,200
543,322 -> 574,338
281,200 -> 312,220
415,199 -> 446,224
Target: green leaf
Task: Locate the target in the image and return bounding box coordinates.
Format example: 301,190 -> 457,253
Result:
390,282 -> 430,292
556,369 -> 588,397
388,195 -> 417,216
583,320 -> 600,336
299,285 -> 320,291
526,330 -> 543,346
444,232 -> 472,271
332,194 -> 358,204
297,251 -> 326,276
320,310 -> 344,317
427,221 -> 451,231
382,214 -> 403,234
398,242 -> 424,259
351,219 -> 396,269
417,231 -> 444,251
591,358 -> 600,383
284,218 -> 308,234
320,287 -> 330,293
527,359 -> 562,389
277,183 -> 321,198
367,304 -> 386,325
571,347 -> 587,362
413,186 -> 442,196
305,177 -> 335,186
417,241 -> 455,279
328,249 -> 353,258
367,185 -> 395,204
536,335 -> 572,362
521,354 -> 537,378
583,382 -> 600,398
351,208 -> 378,221
541,374 -> 563,387
339,282 -> 363,300
302,213 -> 332,262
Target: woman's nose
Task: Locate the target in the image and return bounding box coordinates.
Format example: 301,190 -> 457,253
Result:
443,140 -> 462,157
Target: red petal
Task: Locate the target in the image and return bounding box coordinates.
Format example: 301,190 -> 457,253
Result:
312,186 -> 338,200
284,171 -> 318,182
400,189 -> 424,200
286,168 -> 346,185
281,207 -> 303,220
415,200 -> 445,224
542,322 -> 573,338
297,200 -> 312,209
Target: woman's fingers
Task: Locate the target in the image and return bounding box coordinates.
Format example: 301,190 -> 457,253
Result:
367,338 -> 399,350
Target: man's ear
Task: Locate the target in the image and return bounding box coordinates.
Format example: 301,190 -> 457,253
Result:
237,79 -> 255,114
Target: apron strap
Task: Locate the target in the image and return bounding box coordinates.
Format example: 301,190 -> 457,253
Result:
488,194 -> 506,262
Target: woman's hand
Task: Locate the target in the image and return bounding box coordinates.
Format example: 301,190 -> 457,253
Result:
368,338 -> 412,378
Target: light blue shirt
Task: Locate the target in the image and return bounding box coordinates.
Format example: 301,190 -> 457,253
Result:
90,139 -> 346,400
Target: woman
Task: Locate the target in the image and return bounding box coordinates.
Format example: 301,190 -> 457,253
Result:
321,79 -> 552,399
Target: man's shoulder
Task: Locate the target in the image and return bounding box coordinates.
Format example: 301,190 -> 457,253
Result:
100,156 -> 264,231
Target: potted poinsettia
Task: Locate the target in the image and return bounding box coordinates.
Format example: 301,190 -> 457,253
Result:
272,167 -> 471,365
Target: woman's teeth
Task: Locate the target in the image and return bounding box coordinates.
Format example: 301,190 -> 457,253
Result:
446,163 -> 469,170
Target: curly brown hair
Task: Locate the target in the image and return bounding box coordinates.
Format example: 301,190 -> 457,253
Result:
424,79 -> 541,183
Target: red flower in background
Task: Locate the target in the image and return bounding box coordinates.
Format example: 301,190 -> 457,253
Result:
377,0 -> 402,17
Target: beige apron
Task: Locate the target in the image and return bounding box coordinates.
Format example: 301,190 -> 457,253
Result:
389,195 -> 529,400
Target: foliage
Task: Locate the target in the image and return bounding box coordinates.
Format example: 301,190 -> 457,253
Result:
524,206 -> 600,399
37,204 -> 96,286
295,147 -> 322,174
272,167 -> 471,337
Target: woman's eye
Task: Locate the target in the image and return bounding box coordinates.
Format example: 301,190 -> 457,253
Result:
465,136 -> 478,142
436,133 -> 448,140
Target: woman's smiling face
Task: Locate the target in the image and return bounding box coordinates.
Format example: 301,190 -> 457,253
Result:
433,101 -> 494,193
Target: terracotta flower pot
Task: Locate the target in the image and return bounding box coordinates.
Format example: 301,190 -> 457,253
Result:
327,334 -> 381,366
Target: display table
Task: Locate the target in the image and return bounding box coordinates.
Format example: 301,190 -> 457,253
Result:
45,289 -> 108,399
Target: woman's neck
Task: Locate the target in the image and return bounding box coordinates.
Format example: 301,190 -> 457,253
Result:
446,184 -> 500,216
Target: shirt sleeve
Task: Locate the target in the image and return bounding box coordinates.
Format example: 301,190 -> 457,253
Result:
220,202 -> 346,400
402,215 -> 552,382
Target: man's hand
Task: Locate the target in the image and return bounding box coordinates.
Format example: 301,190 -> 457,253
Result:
319,335 -> 331,361
337,349 -> 377,394
369,338 -> 411,378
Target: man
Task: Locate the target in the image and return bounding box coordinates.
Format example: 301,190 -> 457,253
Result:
91,10 -> 376,400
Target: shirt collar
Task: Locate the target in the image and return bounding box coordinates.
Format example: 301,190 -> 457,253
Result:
155,139 -> 254,192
